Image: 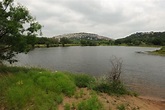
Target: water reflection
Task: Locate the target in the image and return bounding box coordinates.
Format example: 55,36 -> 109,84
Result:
14,46 -> 165,99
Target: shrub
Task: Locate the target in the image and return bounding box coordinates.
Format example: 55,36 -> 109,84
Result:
93,82 -> 128,95
93,56 -> 129,95
110,81 -> 128,95
93,83 -> 111,93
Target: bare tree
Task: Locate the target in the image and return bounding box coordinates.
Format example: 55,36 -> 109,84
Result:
107,56 -> 123,83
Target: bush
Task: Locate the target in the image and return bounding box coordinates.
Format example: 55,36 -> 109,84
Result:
93,83 -> 111,93
110,81 -> 128,95
77,95 -> 103,110
93,56 -> 129,95
93,82 -> 128,95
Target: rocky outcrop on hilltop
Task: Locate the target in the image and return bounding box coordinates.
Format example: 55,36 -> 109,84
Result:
53,32 -> 112,40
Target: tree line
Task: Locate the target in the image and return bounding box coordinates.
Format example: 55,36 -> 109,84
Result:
34,37 -> 112,47
114,32 -> 165,46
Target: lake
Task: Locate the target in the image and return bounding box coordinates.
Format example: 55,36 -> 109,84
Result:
13,46 -> 165,99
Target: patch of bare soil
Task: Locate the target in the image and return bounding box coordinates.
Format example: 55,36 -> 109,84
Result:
58,88 -> 165,110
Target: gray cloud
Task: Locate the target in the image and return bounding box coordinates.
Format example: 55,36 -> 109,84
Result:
16,0 -> 165,39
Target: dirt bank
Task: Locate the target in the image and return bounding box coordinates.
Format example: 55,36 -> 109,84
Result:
59,88 -> 165,110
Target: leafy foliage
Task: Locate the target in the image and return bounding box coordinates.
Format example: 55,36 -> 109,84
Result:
36,37 -> 59,47
60,37 -> 71,47
0,0 -> 41,63
115,32 -> 165,46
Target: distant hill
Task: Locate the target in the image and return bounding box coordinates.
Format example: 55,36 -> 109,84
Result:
53,32 -> 112,40
115,31 -> 165,46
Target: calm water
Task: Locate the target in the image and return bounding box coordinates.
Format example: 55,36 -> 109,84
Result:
13,46 -> 165,99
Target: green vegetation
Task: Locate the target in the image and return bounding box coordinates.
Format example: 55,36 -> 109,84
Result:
115,31 -> 165,46
36,37 -> 59,47
72,74 -> 95,88
117,104 -> 126,110
77,95 -> 103,110
64,103 -> 71,110
93,57 -> 129,95
0,66 -> 76,109
150,46 -> 165,55
94,81 -> 129,95
35,36 -> 112,47
0,66 -> 131,109
0,0 -> 41,64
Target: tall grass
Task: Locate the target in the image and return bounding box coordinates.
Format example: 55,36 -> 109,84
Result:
0,66 -> 76,109
93,81 -> 129,95
72,74 -> 95,88
0,66 -> 130,109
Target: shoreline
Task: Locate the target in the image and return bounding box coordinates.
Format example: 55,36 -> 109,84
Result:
1,65 -> 165,109
139,95 -> 165,102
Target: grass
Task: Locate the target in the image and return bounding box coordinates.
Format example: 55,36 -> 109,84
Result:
117,104 -> 126,110
93,80 -> 129,95
0,65 -> 130,110
77,95 -> 103,110
64,103 -> 71,110
150,46 -> 165,56
72,73 -> 95,88
0,66 -> 76,109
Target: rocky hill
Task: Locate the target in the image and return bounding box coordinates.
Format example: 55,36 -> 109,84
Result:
53,32 -> 112,40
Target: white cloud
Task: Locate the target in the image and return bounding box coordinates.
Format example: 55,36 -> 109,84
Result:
16,0 -> 165,39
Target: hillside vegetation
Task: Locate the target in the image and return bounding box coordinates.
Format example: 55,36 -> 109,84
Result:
34,32 -> 113,47
150,46 -> 165,55
53,32 -> 113,46
115,31 -> 165,46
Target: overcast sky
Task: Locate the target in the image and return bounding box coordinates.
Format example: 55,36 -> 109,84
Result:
16,0 -> 165,39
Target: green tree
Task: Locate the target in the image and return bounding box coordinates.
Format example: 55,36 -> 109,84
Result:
80,39 -> 87,46
60,37 -> 70,47
0,0 -> 42,64
26,35 -> 37,48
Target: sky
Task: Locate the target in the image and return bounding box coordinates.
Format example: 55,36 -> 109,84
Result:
16,0 -> 165,39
